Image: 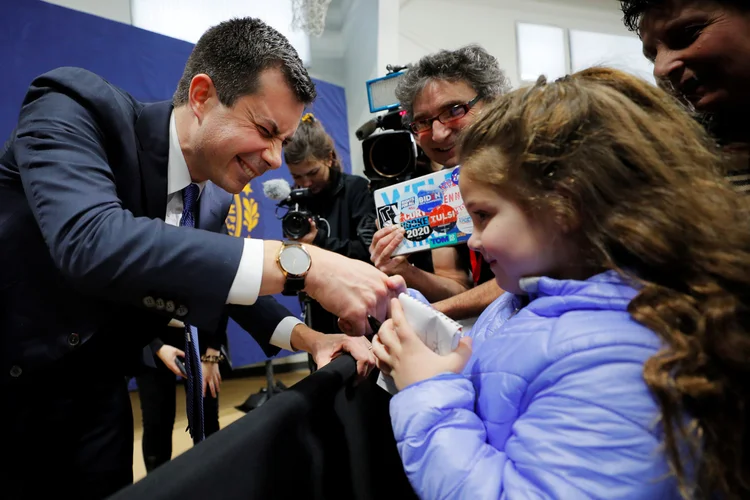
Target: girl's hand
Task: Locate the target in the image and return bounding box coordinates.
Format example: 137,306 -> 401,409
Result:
372,298 -> 472,391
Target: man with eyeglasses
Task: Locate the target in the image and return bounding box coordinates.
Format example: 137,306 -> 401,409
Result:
369,44 -> 510,323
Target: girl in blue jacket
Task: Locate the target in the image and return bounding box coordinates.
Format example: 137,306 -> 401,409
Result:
372,67 -> 750,500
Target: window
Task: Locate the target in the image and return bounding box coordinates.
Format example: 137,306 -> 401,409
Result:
569,29 -> 655,84
516,23 -> 655,85
516,22 -> 567,83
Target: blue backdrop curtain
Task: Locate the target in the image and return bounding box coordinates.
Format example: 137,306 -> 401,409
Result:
0,0 -> 351,369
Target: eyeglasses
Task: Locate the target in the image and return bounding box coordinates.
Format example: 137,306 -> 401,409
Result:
409,95 -> 481,135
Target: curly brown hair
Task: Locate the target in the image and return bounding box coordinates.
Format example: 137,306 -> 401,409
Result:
457,68 -> 750,499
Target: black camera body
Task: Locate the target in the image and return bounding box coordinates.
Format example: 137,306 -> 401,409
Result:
276,188 -> 321,240
356,66 -> 430,192
361,123 -> 430,192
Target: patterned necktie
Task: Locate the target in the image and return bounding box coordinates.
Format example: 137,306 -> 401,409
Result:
179,183 -> 205,444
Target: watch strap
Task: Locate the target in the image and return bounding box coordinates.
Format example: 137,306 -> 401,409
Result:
282,275 -> 305,296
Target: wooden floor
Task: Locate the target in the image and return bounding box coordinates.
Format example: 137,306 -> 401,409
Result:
129,370 -> 309,482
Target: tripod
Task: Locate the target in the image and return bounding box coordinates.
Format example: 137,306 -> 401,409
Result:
234,358 -> 288,413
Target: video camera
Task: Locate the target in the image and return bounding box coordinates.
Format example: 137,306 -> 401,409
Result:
356,65 -> 429,192
262,179 -> 330,240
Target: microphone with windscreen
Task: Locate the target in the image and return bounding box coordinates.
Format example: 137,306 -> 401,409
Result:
262,178 -> 329,240
355,118 -> 380,141
262,178 -> 292,201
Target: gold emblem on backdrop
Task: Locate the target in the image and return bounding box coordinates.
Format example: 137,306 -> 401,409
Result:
226,183 -> 259,237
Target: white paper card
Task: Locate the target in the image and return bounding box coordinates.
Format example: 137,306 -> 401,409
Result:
377,293 -> 463,395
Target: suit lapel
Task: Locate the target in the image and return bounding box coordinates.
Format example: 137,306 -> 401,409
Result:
135,101 -> 172,220
198,183 -> 232,232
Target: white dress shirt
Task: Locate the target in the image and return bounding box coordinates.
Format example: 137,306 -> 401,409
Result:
166,111 -> 301,351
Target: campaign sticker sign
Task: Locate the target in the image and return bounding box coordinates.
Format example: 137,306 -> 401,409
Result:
400,195 -> 416,213
451,167 -> 460,185
429,204 -> 457,233
402,216 -> 432,242
429,232 -> 459,247
442,185 -> 462,208
400,209 -> 426,223
373,165 -> 471,256
417,188 -> 443,212
377,203 -> 399,228
456,207 -> 474,234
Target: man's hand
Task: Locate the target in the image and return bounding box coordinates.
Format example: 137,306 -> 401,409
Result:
372,298 -> 473,391
155,344 -> 186,378
290,323 -> 376,380
369,225 -> 410,276
304,246 -> 407,336
299,219 -> 318,244
312,334 -> 376,380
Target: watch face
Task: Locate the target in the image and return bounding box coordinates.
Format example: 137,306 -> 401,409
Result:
279,245 -> 311,276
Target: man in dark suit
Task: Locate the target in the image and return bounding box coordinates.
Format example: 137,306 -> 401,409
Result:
0,17 -> 397,499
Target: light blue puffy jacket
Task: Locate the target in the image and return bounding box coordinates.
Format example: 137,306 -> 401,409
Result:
390,271 -> 681,499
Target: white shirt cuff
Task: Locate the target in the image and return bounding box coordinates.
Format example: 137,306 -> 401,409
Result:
269,316 -> 304,352
226,238 -> 264,305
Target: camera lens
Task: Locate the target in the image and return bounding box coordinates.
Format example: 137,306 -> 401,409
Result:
283,212 -> 311,240
369,133 -> 414,178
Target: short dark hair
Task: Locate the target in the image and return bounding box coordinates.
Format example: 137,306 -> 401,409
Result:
620,0 -> 748,34
394,44 -> 510,123
173,17 -> 316,107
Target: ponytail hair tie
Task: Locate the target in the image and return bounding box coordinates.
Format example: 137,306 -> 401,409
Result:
301,112 -> 315,124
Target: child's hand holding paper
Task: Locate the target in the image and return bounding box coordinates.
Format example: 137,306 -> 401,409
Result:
373,292 -> 472,394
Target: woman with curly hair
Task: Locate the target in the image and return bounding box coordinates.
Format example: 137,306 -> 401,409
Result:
372,67 -> 750,499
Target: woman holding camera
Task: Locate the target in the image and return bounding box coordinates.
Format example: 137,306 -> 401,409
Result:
284,113 -> 377,333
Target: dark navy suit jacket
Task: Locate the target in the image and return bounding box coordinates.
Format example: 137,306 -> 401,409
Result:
0,67 -> 291,382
